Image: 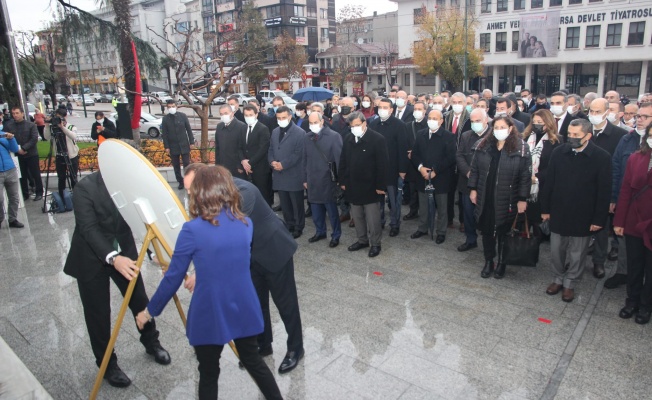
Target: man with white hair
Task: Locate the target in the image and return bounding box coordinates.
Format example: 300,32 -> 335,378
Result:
482,89 -> 493,101
583,92 -> 598,113
215,103 -> 247,179
394,90 -> 414,122
605,90 -> 620,104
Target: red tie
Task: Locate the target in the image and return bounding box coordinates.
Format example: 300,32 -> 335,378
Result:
452,116 -> 458,133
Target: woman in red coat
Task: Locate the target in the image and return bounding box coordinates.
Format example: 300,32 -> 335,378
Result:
614,123 -> 652,324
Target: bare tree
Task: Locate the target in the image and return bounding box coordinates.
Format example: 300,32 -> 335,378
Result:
336,4 -> 366,45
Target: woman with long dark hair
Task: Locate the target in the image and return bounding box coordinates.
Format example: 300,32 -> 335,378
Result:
468,116 -> 532,279
136,165 -> 282,399
614,123 -> 652,325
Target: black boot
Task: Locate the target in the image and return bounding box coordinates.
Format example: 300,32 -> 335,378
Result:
481,260 -> 495,278
494,237 -> 506,279
139,318 -> 171,365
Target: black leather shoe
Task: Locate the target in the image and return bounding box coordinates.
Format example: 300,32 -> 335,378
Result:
457,242 -> 477,252
481,261 -> 495,278
348,242 -> 370,251
104,363 -> 131,388
329,239 -> 339,248
278,348 -> 304,374
403,212 -> 418,221
494,263 -> 506,279
607,247 -> 619,261
292,230 -> 302,239
435,235 -> 446,244
619,305 -> 638,319
368,246 -> 381,257
258,345 -> 273,356
272,205 -> 282,212
411,231 -> 427,239
604,273 -> 627,289
177,182 -> 184,190
389,227 -> 399,237
308,234 -> 327,243
593,264 -> 606,279
635,310 -> 651,324
33,195 -> 43,201
146,343 -> 171,365
8,220 -> 24,228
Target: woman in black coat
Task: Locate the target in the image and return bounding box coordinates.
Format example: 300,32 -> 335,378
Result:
523,109 -> 562,234
468,116 -> 532,279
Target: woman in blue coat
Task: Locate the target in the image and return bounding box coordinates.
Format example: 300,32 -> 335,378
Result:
136,165 -> 282,400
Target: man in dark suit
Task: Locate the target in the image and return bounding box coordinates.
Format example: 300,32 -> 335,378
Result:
248,99 -> 275,132
161,99 -> 195,189
567,94 -> 588,120
369,98 -> 409,237
215,104 -> 247,179
394,90 -> 414,123
588,97 -> 628,279
239,105 -> 273,205
182,164 -> 304,374
339,112 -> 389,257
268,106 -> 307,238
403,101 -> 429,220
549,91 -> 588,142
505,93 -> 531,127
227,95 -> 245,122
330,97 -> 353,136
410,109 -> 457,243
300,102 -> 332,133
64,172 -> 171,388
494,98 -> 525,133
520,33 -> 531,58
443,92 -> 471,230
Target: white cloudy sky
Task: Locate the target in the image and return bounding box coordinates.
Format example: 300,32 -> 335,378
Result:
6,0 -> 398,32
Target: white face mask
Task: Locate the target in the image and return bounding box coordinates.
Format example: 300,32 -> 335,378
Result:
96,119 -> 104,125
550,105 -> 564,116
277,118 -> 290,128
245,116 -> 257,126
353,101 -> 358,107
221,115 -> 232,124
626,117 -> 636,126
567,105 -> 576,114
432,104 -> 443,111
427,120 -> 439,131
413,110 -> 424,121
295,111 -> 304,118
452,104 -> 464,114
306,110 -> 312,116
230,105 -> 237,112
638,128 -> 647,137
443,97 -> 449,105
589,112 -> 606,126
647,138 -> 652,148
337,106 -> 341,113
389,98 -> 396,104
167,107 -> 177,114
351,125 -> 364,137
309,124 -> 322,134
494,111 -> 507,117
361,101 -> 371,108
493,128 -> 510,141
378,109 -> 390,119
471,122 -> 484,133
518,107 -> 524,112
606,112 -> 617,123
395,98 -> 406,108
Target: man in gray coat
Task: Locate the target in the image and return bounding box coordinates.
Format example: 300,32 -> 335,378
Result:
161,100 -> 194,189
303,112 -> 343,248
268,106 -> 306,238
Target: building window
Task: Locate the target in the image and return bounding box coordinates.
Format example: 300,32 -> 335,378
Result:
321,27 -> 328,37
267,5 -> 281,18
203,16 -> 214,32
176,21 -> 190,33
307,7 -> 316,18
550,0 -> 562,6
293,26 -> 305,37
320,8 -> 327,19
497,0 -> 507,12
514,0 -> 525,9
268,27 -> 280,39
495,32 -> 507,51
481,0 -> 491,14
202,0 -> 212,13
414,8 -> 424,24
293,5 -> 304,17
617,74 -> 641,87
405,73 -> 411,86
607,23 -> 622,47
436,0 -> 445,7
566,27 -> 580,48
512,31 -> 519,51
480,33 -> 491,52
531,0 -> 542,8
628,21 -> 645,45
585,25 -> 600,48
308,26 -> 317,36
569,0 -> 582,4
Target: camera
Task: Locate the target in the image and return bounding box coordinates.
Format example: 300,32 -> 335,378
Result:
50,110 -> 64,136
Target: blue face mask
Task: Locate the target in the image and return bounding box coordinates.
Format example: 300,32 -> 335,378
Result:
466,105 -> 473,113
273,106 -> 278,112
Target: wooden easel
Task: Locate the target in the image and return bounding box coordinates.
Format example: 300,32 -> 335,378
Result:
88,222 -> 239,399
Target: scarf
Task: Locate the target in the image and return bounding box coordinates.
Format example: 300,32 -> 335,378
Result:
526,132 -> 549,201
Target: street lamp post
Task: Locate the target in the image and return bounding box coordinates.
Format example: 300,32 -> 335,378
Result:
73,37 -> 88,118
463,0 -> 468,93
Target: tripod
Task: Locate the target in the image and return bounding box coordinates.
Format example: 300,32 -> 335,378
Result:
41,126 -> 78,213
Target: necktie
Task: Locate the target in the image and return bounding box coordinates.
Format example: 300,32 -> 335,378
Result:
555,117 -> 560,124
452,116 -> 458,133
246,126 -> 252,144
594,129 -> 602,136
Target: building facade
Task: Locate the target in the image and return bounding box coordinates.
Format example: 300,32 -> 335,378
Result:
336,11 -> 399,46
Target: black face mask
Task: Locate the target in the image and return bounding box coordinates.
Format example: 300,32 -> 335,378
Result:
568,134 -> 587,149
340,106 -> 352,115
532,124 -> 545,134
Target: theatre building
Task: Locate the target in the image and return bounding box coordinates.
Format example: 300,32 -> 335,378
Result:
475,0 -> 652,96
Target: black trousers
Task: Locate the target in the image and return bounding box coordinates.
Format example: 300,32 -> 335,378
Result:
251,169 -> 273,206
482,224 -> 510,262
18,155 -> 43,197
37,125 -> 45,140
194,336 -> 282,400
77,264 -> 160,366
250,258 -> 303,353
406,179 -> 419,214
625,235 -> 652,312
56,155 -> 79,197
278,190 -> 305,233
170,152 -> 190,183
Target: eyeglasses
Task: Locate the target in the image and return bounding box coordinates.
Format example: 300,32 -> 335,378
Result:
635,114 -> 652,120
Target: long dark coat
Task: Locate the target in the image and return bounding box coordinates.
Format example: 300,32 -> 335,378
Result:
410,128 -> 457,193
267,121 -> 306,192
161,112 -> 194,155
368,115 -> 409,186
215,118 -> 246,178
303,126 -> 343,203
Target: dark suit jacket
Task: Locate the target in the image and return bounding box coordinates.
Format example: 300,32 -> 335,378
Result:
512,109 -> 531,127
234,177 -> 297,272
394,104 -> 414,123
64,172 -> 138,282
444,109 -> 471,139
239,121 -> 271,178
411,128 -> 457,192
592,121 -> 628,157
234,109 -> 245,123
91,119 -> 117,140
368,116 -> 409,186
215,118 -> 247,178
557,111 -> 588,142
161,112 -> 194,155
259,112 -> 277,132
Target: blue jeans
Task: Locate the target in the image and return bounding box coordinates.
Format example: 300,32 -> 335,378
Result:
462,194 -> 477,244
311,201 -> 341,240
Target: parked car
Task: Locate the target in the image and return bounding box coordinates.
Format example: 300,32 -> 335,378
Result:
110,111 -> 163,138
67,94 -> 80,102
264,96 -> 298,114
258,90 -> 286,104
76,97 -> 95,106
195,94 -> 226,105
150,91 -> 173,103
55,94 -> 66,103
97,94 -> 114,103
231,93 -> 255,106
87,93 -> 102,101
26,103 -> 36,119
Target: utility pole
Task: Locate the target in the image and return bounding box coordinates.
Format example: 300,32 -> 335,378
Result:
463,0 -> 468,93
73,36 -> 88,118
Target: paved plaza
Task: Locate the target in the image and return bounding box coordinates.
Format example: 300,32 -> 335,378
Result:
1,192 -> 651,400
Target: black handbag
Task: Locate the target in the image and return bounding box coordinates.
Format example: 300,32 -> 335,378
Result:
502,214 -> 540,267
312,139 -> 338,182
